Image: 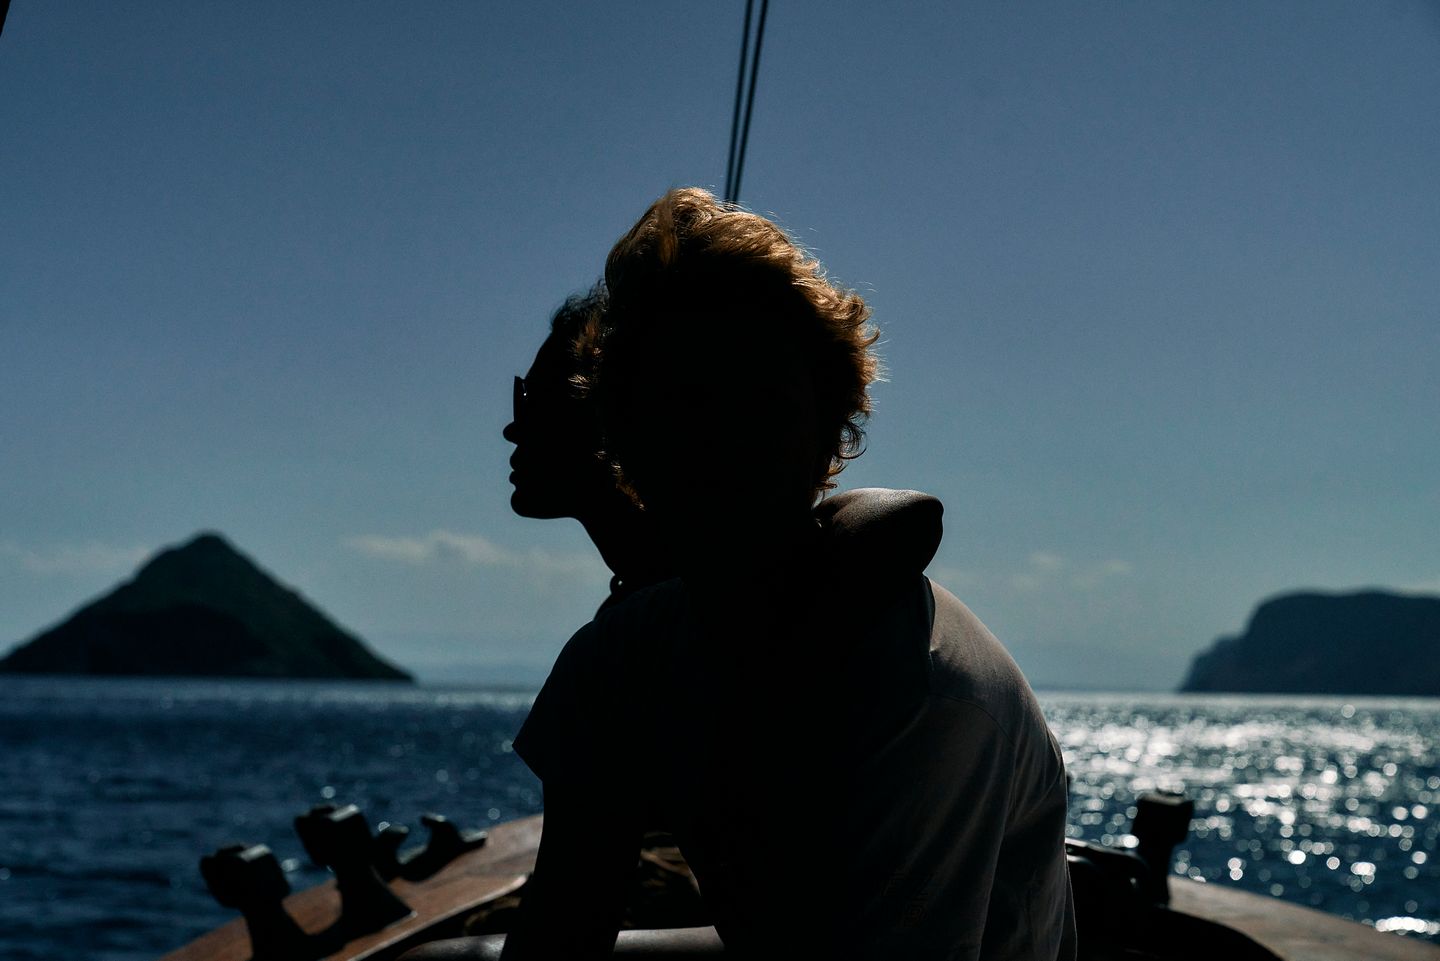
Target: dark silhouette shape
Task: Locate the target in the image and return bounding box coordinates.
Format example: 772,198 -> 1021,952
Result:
480,189 -> 1074,961
398,813 -> 490,882
0,532 -> 411,680
1180,589 -> 1440,695
504,290 -> 672,606
396,291 -> 701,960
293,804 -> 415,934
1129,793 -> 1194,904
200,843 -> 322,961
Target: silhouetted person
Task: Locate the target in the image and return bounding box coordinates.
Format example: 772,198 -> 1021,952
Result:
503,289 -> 672,608
414,190 -> 1075,960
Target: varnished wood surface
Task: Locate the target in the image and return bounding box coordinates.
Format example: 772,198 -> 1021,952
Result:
1170,876 -> 1440,961
160,817 -> 1440,961
158,815 -> 543,961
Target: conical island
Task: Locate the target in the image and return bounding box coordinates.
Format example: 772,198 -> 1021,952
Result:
0,532 -> 411,681
1180,590 -> 1440,696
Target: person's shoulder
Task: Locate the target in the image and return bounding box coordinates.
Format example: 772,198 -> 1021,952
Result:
923,581 -> 1067,812
818,488 -> 943,590
520,579 -> 688,768
548,577 -> 689,681
923,579 -> 1044,744
593,576 -> 688,638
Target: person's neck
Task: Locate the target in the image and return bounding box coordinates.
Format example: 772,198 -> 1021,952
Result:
676,509 -> 821,587
576,496 -> 671,592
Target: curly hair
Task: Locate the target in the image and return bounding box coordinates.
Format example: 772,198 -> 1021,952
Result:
550,284 -> 608,342
579,187 -> 879,500
547,284 -> 608,403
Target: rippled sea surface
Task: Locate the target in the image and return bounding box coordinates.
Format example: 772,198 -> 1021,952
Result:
1049,693 -> 1440,943
0,679 -> 1436,959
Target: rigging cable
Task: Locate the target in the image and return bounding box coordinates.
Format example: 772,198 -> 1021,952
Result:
723,0 -> 770,204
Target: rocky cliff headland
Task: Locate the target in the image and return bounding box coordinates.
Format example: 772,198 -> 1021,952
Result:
1180,590 -> 1440,696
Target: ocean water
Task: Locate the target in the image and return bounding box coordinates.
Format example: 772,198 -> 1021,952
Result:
0,679 -> 1435,960
1047,693 -> 1440,941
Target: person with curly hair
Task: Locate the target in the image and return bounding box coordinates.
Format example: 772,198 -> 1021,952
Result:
503,287 -> 672,612
409,190 -> 1074,960
581,189 -> 880,561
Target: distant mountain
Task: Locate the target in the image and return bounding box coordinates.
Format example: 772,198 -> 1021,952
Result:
0,533 -> 411,681
1180,590 -> 1440,696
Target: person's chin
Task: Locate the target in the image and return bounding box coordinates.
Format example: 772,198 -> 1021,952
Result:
509,485 -> 565,520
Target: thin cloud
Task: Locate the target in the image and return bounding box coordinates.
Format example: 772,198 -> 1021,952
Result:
0,540 -> 151,576
1029,551 -> 1066,572
344,530 -> 608,580
1071,559 -> 1133,590
1009,571 -> 1045,593
346,531 -> 511,566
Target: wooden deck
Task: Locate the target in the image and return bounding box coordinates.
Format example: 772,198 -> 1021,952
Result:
1170,877 -> 1440,961
158,815 -> 543,961
160,816 -> 1440,961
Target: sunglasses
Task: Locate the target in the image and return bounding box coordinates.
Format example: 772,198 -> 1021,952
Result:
512,376 -> 528,422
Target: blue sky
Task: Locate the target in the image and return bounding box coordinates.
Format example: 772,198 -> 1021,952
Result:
3,1 -> 1437,689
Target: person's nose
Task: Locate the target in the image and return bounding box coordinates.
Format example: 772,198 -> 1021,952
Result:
502,419 -> 519,444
